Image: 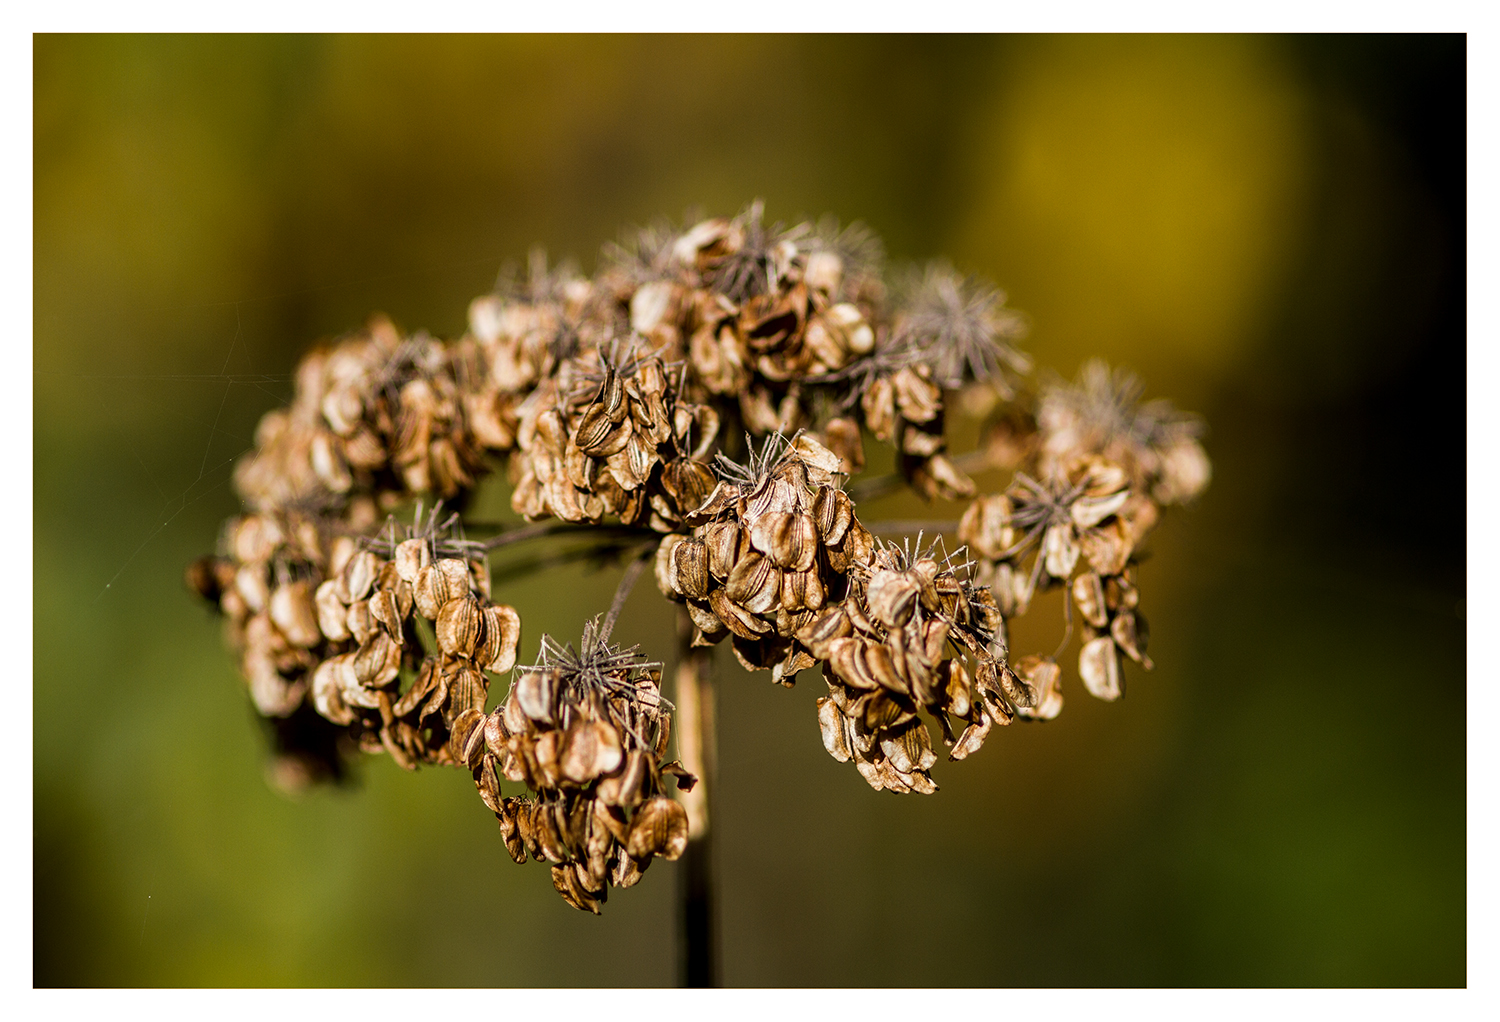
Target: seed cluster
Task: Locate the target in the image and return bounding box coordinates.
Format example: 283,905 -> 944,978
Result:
472,622 -> 694,914
191,202 -> 1210,915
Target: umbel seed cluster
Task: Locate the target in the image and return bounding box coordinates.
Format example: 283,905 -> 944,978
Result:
190,201 -> 1210,913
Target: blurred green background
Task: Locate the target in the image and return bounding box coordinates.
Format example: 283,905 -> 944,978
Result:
33,35 -> 1464,987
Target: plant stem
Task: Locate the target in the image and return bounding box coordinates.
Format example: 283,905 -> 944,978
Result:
674,607 -> 718,987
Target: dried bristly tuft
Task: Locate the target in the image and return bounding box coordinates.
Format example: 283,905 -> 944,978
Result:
709,199 -> 808,303
495,246 -> 583,306
601,217 -> 679,285
712,431 -> 794,489
520,617 -> 670,741
358,501 -> 487,564
1050,360 -> 1203,448
808,215 -> 886,301
894,261 -> 1030,392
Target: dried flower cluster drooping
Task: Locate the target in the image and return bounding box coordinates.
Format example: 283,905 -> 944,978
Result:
190,202 -> 1209,914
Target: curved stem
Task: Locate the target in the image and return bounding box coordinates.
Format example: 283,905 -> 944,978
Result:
599,541 -> 659,642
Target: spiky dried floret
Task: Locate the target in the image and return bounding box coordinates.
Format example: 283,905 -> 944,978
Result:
521,617 -> 670,744
894,261 -> 1030,392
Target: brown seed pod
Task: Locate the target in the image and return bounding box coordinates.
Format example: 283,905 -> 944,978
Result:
415,558 -> 471,620
436,595 -> 484,658
625,796 -> 689,861
1079,635 -> 1124,701
477,604 -> 522,674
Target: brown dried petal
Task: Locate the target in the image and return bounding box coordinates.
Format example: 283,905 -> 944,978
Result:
515,669 -> 559,725
817,696 -> 853,762
1071,572 -> 1109,629
1042,522 -> 1081,580
626,796 -> 689,861
1110,609 -> 1152,667
865,569 -> 921,629
749,511 -> 818,571
1079,635 -> 1125,701
701,521 -> 744,580
724,551 -> 781,615
269,580 -> 322,649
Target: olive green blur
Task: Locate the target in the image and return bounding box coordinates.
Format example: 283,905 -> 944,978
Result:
33,35 -> 1464,986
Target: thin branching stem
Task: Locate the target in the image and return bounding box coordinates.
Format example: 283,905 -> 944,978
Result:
600,541 -> 660,642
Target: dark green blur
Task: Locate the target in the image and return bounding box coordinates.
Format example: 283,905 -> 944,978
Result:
33,35 -> 1464,987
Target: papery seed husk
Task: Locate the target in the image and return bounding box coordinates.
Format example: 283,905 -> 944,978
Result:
449,708 -> 488,768
478,604 -> 522,673
701,521 -> 743,580
1081,519 -> 1133,577
866,569 -> 920,628
312,656 -> 356,725
655,533 -> 685,598
474,757 -> 502,813
828,637 -> 876,691
436,595 -> 484,657
449,662 -> 488,718
750,512 -> 818,571
611,846 -> 649,889
812,486 -> 854,545
857,640 -> 908,696
1014,655 -> 1064,720
941,658 -> 972,719
1071,572 -> 1109,629
1111,609 -> 1152,667
1043,523 -> 1081,580
617,748 -> 649,808
1072,488 -> 1130,529
352,631 -> 400,686
344,551 -> 380,603
395,538 -> 431,584
796,605 -> 851,659
779,568 -> 825,613
1079,635 -> 1125,701
685,598 -> 725,637
722,554 -> 782,615
269,580 -> 322,648
949,710 -> 992,760
707,589 -> 769,639
345,599 -> 375,645
817,696 -> 853,762
1105,574 -> 1140,611
663,459 -> 716,517
483,709 -> 510,759
671,538 -> 711,599
497,799 -> 528,864
515,669 -> 559,725
415,559 -> 468,619
394,657 -> 439,717
234,563 -> 270,615
368,588 -> 404,643
627,796 -> 689,860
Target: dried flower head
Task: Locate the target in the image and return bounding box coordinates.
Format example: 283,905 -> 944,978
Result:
191,201 -> 1210,927
1039,359 -> 1210,504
